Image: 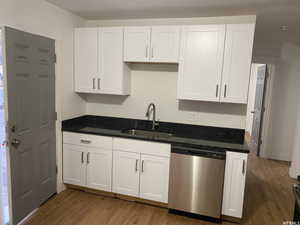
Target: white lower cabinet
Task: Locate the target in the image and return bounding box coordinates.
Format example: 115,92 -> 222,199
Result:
112,151 -> 140,197
139,154 -> 170,203
63,144 -> 86,187
63,143 -> 112,192
112,150 -> 170,203
63,132 -> 247,210
63,132 -> 113,192
113,138 -> 171,203
222,151 -> 248,218
86,150 -> 112,192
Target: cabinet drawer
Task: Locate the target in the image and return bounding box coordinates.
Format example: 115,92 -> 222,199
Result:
63,132 -> 112,150
113,138 -> 171,157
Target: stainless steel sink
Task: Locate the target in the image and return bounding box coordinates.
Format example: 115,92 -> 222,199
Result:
122,129 -> 173,138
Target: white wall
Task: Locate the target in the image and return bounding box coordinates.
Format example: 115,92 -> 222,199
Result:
0,0 -> 86,120
86,64 -> 247,128
84,16 -> 256,129
0,0 -> 87,199
261,43 -> 300,161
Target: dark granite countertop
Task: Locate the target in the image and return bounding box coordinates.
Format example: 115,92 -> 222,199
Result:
62,115 -> 249,154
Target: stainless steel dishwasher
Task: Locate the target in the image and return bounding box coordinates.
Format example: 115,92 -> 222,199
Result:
169,146 -> 226,220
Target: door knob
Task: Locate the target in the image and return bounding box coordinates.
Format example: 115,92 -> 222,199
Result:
11,139 -> 21,147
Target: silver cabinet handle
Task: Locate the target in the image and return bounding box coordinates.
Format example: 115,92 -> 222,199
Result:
93,78 -> 95,89
151,47 -> 154,58
216,85 -> 219,97
242,160 -> 246,175
87,152 -> 90,164
135,159 -> 138,172
224,84 -> 227,98
81,152 -> 84,164
80,139 -> 91,144
141,160 -> 145,173
98,78 -> 100,90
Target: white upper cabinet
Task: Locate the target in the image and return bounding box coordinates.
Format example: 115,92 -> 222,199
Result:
177,23 -> 255,104
74,28 -> 98,93
74,27 -> 130,95
99,27 -> 130,95
221,24 -> 255,104
177,25 -> 226,102
150,26 -> 180,63
222,151 -> 248,218
123,26 -> 181,63
124,27 -> 151,62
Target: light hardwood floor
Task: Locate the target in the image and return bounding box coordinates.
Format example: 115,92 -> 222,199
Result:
24,153 -> 297,225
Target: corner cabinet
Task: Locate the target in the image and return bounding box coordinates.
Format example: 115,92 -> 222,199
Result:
124,26 -> 180,63
74,27 -> 130,95
177,24 -> 255,104
222,151 -> 248,218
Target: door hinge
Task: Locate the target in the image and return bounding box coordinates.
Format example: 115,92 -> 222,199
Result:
54,112 -> 58,121
56,165 -> 58,175
53,54 -> 57,64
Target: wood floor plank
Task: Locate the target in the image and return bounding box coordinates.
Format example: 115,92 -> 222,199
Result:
24,153 -> 297,225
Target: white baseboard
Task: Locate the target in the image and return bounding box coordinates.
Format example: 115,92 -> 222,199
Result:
16,208 -> 38,225
259,152 -> 291,162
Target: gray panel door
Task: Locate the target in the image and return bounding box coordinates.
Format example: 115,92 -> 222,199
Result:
251,64 -> 267,155
4,27 -> 56,225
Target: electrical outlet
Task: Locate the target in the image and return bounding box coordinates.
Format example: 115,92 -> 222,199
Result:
187,112 -> 197,123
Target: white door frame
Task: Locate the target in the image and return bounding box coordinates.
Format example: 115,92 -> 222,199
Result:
251,62 -> 276,158
251,54 -> 278,158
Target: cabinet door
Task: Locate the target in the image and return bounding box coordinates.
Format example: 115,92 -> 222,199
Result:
124,27 -> 151,62
86,149 -> 112,192
63,144 -> 86,186
139,154 -> 170,203
222,151 -> 248,218
112,151 -> 140,197
150,26 -> 180,63
98,27 -> 129,95
74,28 -> 98,93
221,24 -> 255,104
177,25 -> 225,102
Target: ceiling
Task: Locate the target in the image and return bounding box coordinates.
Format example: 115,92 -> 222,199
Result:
47,0 -> 300,56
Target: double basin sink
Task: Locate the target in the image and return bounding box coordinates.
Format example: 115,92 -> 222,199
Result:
122,129 -> 173,139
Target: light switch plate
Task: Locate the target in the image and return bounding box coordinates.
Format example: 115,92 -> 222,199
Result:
187,112 -> 197,123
